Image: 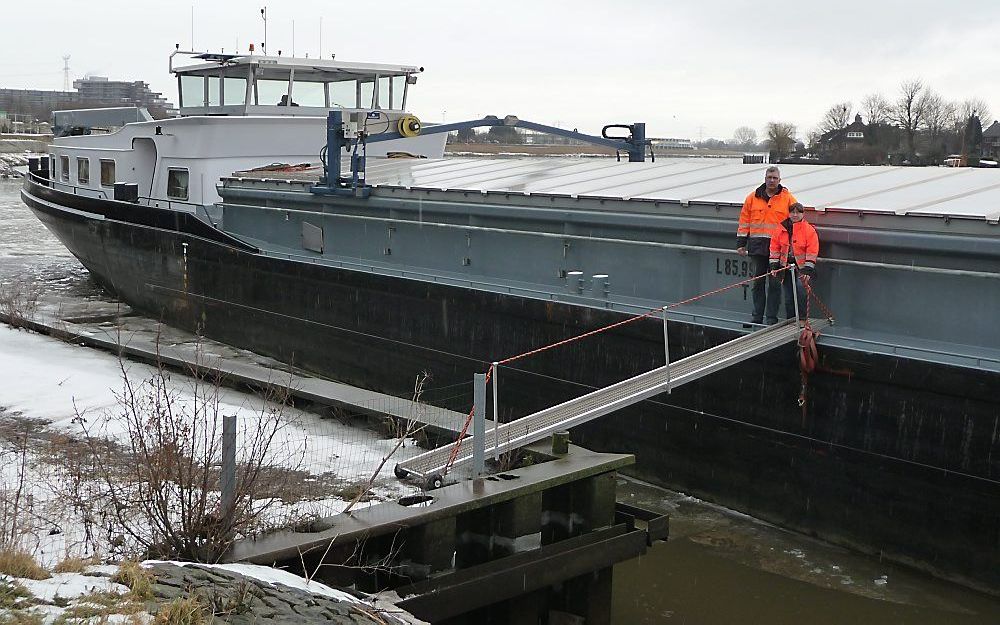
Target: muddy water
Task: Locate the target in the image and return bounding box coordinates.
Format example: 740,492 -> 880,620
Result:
613,478 -> 1000,624
4,181 -> 999,623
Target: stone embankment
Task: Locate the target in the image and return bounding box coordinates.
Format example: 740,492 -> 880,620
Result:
144,563 -> 422,625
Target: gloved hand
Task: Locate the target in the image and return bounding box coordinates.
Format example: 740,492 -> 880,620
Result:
769,262 -> 780,275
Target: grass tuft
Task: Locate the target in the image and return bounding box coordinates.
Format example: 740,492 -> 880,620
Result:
0,549 -> 50,580
52,555 -> 97,575
111,561 -> 154,599
153,596 -> 208,625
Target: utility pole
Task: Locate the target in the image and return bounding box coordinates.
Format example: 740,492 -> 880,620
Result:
62,56 -> 70,91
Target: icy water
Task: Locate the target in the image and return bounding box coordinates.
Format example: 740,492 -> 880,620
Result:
3,178 -> 999,623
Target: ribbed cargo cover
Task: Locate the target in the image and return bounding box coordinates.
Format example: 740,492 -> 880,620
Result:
346,157 -> 1000,222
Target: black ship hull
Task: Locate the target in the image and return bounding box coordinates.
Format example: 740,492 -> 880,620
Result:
21,178 -> 1000,592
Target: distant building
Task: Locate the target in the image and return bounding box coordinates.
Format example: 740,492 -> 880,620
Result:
0,75 -> 174,122
73,76 -> 173,114
650,137 -> 693,150
0,88 -> 82,121
983,120 -> 1000,160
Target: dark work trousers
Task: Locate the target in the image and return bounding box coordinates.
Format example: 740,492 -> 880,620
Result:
765,269 -> 808,322
749,254 -> 776,323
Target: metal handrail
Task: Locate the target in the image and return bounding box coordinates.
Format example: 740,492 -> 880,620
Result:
27,171 -> 215,224
27,170 -> 108,199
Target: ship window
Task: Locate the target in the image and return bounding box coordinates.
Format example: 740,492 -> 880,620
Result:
100,159 -> 115,187
257,79 -> 289,106
376,76 -> 390,109
294,81 -> 324,107
360,80 -> 374,108
223,77 -> 247,106
390,75 -> 405,109
180,75 -> 206,107
327,79 -> 356,107
77,157 -> 89,185
60,155 -> 69,181
208,76 -> 221,106
166,168 -> 189,200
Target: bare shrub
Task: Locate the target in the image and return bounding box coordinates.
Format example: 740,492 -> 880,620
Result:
0,425 -> 43,567
52,556 -> 96,574
0,276 -> 42,329
76,346 -> 300,563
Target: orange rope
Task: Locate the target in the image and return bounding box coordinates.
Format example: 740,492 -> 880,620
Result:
497,265 -> 793,366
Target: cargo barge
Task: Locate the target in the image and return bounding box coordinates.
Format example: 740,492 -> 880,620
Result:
18,51 -> 1000,593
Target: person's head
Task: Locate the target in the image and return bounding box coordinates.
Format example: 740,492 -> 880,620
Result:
764,166 -> 781,193
789,202 -> 805,222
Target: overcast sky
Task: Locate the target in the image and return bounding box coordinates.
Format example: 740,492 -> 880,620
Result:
2,0 -> 998,140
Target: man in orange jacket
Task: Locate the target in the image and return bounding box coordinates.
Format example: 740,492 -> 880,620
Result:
737,166 -> 797,324
766,202 -> 819,323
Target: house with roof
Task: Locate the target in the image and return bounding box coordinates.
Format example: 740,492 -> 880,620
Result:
817,114 -> 867,153
983,121 -> 1000,160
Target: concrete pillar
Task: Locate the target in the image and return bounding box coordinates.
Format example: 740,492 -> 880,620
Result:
456,507 -> 493,568
493,491 -> 542,558
570,471 -> 617,535
401,516 -> 457,581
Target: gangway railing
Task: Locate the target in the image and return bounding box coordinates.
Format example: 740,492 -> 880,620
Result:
396,317 -> 829,487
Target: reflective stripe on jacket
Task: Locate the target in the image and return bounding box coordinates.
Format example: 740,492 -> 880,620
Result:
736,184 -> 797,256
769,218 -> 819,269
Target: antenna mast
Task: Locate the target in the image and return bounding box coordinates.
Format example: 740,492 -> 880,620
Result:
260,6 -> 267,54
62,55 -> 71,91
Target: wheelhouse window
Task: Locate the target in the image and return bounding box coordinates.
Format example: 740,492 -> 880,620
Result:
100,159 -> 115,187
166,168 -> 189,201
76,158 -> 90,185
360,80 -> 375,109
327,80 -> 357,107
390,75 -> 405,109
180,75 -> 206,107
60,155 -> 69,181
223,77 -> 247,106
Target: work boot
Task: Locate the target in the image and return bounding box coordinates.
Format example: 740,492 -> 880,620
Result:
765,317 -> 778,325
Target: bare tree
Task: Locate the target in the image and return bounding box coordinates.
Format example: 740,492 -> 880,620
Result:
765,122 -> 797,160
922,90 -> 956,139
861,93 -> 890,126
958,98 -> 992,128
819,102 -> 852,134
731,126 -> 757,150
889,79 -> 929,161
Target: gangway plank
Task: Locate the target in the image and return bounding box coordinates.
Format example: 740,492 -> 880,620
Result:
397,318 -> 830,482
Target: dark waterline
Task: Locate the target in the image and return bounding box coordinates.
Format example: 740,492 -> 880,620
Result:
3,179 -> 998,623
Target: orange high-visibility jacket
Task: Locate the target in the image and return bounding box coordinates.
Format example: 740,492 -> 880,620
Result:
769,219 -> 819,272
736,185 -> 797,255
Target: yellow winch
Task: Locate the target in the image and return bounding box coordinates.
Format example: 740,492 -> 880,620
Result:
397,115 -> 421,137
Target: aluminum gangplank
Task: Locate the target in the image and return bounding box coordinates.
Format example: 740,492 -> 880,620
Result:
397,318 -> 830,484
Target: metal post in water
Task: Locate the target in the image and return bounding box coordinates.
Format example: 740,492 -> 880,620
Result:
662,306 -> 671,393
790,264 -> 801,325
492,362 -> 499,461
473,373 -> 486,476
221,414 -> 236,530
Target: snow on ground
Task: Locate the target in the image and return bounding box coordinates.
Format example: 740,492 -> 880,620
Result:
0,323 -> 422,564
